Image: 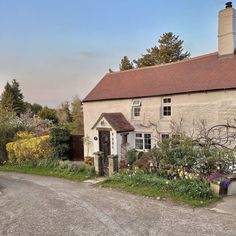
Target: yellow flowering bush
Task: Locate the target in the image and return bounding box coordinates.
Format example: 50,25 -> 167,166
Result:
16,131 -> 35,140
6,135 -> 52,163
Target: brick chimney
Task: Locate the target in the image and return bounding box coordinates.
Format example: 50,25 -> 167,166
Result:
218,2 -> 236,57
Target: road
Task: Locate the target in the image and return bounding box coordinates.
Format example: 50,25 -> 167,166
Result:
0,172 -> 236,236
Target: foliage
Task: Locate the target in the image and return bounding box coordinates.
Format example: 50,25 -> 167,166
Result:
70,96 -> 84,135
6,135 -> 51,164
133,153 -> 151,172
126,149 -> 138,165
0,109 -> 34,161
16,131 -> 36,139
11,79 -> 26,115
0,82 -> 14,112
0,80 -> 25,115
119,56 -> 134,71
133,32 -> 190,68
57,101 -> 72,124
0,160 -> 96,181
39,107 -> 58,124
25,102 -> 43,115
131,135 -> 236,179
101,170 -> 216,207
49,126 -> 71,160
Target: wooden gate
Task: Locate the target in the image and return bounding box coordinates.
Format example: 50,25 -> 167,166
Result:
70,135 -> 84,161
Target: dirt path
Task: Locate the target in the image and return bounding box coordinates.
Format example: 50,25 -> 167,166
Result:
0,172 -> 235,236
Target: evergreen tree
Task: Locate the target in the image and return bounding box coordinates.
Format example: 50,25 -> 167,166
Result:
0,82 -> 14,112
119,56 -> 134,71
133,32 -> 190,68
0,79 -> 25,115
71,96 -> 84,135
11,79 -> 25,115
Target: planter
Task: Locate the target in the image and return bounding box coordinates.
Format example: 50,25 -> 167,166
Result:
210,182 -> 227,196
210,182 -> 221,196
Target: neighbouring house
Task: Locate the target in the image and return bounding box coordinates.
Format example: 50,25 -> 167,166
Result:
83,3 -> 236,161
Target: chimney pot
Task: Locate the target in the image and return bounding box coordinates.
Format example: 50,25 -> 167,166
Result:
226,2 -> 233,8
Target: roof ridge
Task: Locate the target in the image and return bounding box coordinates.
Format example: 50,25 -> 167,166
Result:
107,52 -> 218,76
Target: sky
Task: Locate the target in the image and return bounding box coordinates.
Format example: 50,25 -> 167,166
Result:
0,0 -> 231,107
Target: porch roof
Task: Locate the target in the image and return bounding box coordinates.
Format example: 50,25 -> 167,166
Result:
92,113 -> 134,133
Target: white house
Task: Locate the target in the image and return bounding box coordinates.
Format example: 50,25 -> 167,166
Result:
83,3 -> 236,160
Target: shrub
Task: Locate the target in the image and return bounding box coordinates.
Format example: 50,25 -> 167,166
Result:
126,149 -> 138,165
133,154 -> 151,172
49,126 -> 71,160
143,135 -> 236,179
6,135 -> 52,164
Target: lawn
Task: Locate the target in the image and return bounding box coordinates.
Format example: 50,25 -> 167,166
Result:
0,164 -> 96,182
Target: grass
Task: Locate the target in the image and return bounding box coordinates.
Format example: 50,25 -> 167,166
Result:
0,164 -> 96,182
100,177 -> 219,208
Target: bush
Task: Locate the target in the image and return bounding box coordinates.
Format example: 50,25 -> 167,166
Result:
138,135 -> 236,179
6,135 -> 52,164
126,149 -> 138,165
49,126 -> 71,160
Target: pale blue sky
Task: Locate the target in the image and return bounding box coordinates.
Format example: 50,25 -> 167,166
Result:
0,0 -> 231,107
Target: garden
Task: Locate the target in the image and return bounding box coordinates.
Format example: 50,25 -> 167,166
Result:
0,108 -> 95,181
0,80 -> 94,181
101,135 -> 236,207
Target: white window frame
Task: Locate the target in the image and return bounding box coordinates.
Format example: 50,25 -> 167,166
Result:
132,100 -> 141,107
132,100 -> 141,118
135,133 -> 151,150
162,97 -> 172,117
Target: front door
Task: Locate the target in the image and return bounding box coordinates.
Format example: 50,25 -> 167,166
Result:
99,131 -> 111,175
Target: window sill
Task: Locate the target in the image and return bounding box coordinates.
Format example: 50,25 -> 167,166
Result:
160,116 -> 172,120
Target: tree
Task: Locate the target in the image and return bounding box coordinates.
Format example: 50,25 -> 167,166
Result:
57,102 -> 72,124
31,103 -> 43,114
0,80 -> 25,116
71,96 -> 84,135
133,32 -> 190,68
11,79 -> 26,115
119,56 -> 134,71
38,107 -> 58,124
25,102 -> 43,115
0,82 -> 14,112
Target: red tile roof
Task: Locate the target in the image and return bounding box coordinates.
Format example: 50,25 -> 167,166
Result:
83,52 -> 236,102
92,113 -> 134,133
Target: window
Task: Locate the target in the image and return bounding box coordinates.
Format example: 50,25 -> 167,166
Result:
161,134 -> 170,142
135,133 -> 151,150
133,107 -> 140,117
132,100 -> 141,106
132,100 -> 141,118
162,97 -> 172,117
144,134 -> 151,149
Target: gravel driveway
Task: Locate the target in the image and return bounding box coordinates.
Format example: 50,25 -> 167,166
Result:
0,172 -> 236,236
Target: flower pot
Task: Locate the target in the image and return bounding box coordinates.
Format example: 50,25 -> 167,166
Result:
210,182 -> 221,196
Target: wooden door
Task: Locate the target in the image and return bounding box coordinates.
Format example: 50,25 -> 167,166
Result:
99,131 -> 111,175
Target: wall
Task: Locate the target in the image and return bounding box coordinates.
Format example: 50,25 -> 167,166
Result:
83,89 -> 236,157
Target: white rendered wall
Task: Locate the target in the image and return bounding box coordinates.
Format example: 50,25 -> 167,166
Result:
83,89 -> 236,157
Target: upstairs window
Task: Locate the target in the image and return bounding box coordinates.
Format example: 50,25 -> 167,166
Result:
162,97 -> 172,117
132,100 -> 141,118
